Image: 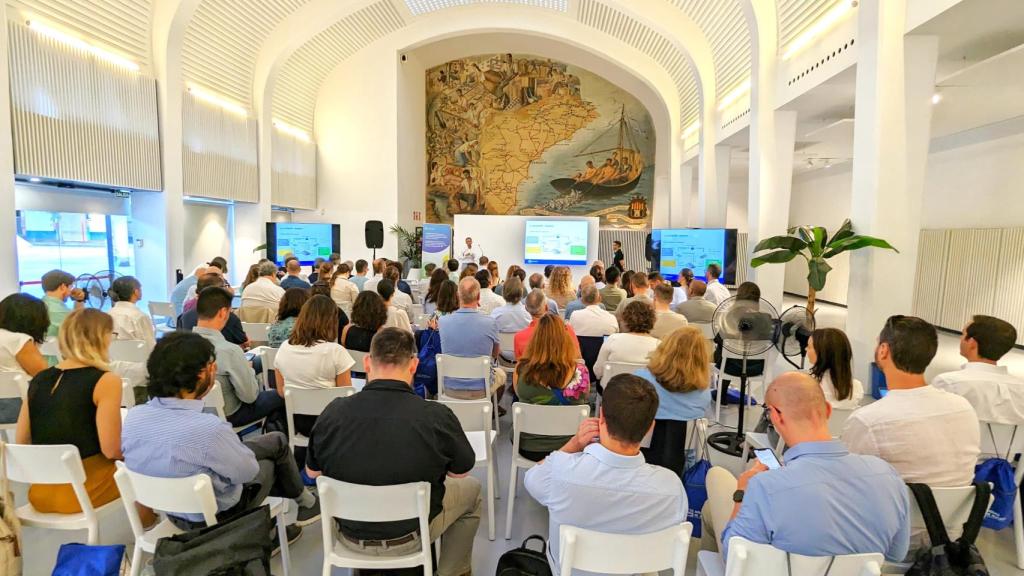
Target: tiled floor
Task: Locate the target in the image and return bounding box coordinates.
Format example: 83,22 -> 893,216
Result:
16,296 -> 1024,574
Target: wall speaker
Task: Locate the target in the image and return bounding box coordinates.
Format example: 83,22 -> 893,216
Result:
365,221 -> 384,249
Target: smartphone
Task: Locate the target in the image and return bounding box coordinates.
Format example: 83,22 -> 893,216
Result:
754,448 -> 782,470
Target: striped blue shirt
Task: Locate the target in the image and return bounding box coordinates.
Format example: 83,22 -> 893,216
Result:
121,397 -> 259,522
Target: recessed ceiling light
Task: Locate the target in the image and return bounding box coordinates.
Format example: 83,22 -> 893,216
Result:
931,93 -> 942,105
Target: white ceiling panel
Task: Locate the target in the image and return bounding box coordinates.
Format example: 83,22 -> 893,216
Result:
670,0 -> 750,107
404,0 -> 567,16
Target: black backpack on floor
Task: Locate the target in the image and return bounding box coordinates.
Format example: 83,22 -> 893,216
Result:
496,535 -> 552,576
906,482 -> 990,576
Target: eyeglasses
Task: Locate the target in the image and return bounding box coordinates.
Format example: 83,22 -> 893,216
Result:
766,404 -> 782,416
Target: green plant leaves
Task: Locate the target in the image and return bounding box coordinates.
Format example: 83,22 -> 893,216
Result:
751,250 -> 799,267
753,235 -> 807,253
827,219 -> 854,246
822,235 -> 899,258
807,258 -> 832,291
252,243 -> 267,253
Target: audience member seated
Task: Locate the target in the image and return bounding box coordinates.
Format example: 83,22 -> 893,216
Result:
122,332 -> 319,539
184,266 -> 231,314
491,277 -> 531,335
487,261 -> 501,293
41,269 -> 86,338
241,261 -> 286,318
194,287 -> 285,430
307,258 -> 325,284
108,276 -> 156,348
513,314 -> 591,461
305,328 -> 480,576
528,273 -> 559,316
310,282 -> 350,342
341,291 -> 388,355
634,327 -> 711,476
525,374 -> 686,572
350,259 -> 370,292
650,283 -> 689,340
703,263 -> 730,306
621,271 -> 635,298
16,309 -> 123,513
385,264 -> 413,314
460,263 -> 479,281
171,265 -> 206,317
842,315 -> 980,486
594,300 -> 660,380
496,265 -> 526,298
364,259 -> 386,294
423,268 -> 449,316
426,280 -> 459,329
378,279 -> 412,333
674,279 -> 717,323
568,284 -> 618,337
514,290 -> 580,360
446,258 -> 460,283
598,267 -> 627,312
240,263 -> 261,293
178,273 -> 250,348
702,372 -> 909,562
0,293 -> 49,424
274,295 -> 354,461
562,275 -> 593,320
590,264 -> 606,290
933,314 -> 1024,424
312,262 -> 332,287
279,259 -> 312,291
329,262 -> 359,311
544,266 -> 575,311
268,288 -> 310,348
807,328 -> 864,410
476,269 -> 504,315
438,278 -> 507,400
614,271 -> 652,325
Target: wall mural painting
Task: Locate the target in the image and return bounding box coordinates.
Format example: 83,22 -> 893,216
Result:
426,53 -> 655,229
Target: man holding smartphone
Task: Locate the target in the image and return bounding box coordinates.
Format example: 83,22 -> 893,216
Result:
701,372 -> 910,562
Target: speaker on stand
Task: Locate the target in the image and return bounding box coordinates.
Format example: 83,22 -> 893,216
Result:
365,220 -> 384,260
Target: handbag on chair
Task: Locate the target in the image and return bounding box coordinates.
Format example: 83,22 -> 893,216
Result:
0,440 -> 22,575
153,505 -> 273,576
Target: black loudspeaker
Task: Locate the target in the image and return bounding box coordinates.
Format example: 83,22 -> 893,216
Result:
645,233 -> 653,262
365,221 -> 384,249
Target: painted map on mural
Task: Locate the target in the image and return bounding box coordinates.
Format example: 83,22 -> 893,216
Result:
426,54 -> 655,228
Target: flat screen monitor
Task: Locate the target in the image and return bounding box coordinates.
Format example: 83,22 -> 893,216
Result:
523,219 -> 589,266
265,222 -> 340,266
650,228 -> 738,285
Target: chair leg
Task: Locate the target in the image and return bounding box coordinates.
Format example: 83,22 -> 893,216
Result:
87,521 -> 99,545
505,464 -> 518,539
277,514 -> 291,576
486,457 -> 495,540
129,544 -> 144,576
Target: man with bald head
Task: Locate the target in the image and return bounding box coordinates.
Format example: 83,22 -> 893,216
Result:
527,273 -> 559,316
561,275 -> 594,320
702,372 -> 909,562
674,279 -> 717,323
514,289 -> 581,360
438,277 -> 507,400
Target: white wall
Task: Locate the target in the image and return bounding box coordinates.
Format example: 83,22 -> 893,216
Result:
182,202 -> 232,277
725,170 -> 749,233
453,214 -> 600,279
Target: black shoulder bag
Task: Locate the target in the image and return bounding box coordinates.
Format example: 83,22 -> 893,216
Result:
496,534 -> 552,576
906,482 -> 990,576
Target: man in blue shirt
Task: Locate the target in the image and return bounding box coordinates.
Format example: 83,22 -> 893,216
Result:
525,374 -> 687,571
437,277 -> 506,400
170,265 -> 205,317
702,372 -> 909,562
279,259 -> 312,291
121,332 -> 319,540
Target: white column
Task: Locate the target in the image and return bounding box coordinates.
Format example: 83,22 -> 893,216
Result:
846,0 -> 939,382
710,145 -> 732,227
674,164 -> 694,227
0,9 -> 18,295
697,107 -> 718,227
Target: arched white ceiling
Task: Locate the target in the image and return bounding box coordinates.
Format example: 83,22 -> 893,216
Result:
670,0 -> 750,105
404,0 -> 567,15
778,0 -> 843,50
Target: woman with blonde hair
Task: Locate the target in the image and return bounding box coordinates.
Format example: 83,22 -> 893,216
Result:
16,308 -> 125,512
634,325 -> 712,476
544,266 -> 575,310
513,313 -> 590,461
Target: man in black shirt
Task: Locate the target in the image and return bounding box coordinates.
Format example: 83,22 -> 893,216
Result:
612,240 -> 626,271
306,328 -> 480,576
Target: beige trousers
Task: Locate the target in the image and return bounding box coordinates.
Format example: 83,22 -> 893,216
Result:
699,466 -> 740,553
338,475 -> 483,576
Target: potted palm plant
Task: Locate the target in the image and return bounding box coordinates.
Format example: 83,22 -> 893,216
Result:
390,224 -> 422,271
750,219 -> 898,314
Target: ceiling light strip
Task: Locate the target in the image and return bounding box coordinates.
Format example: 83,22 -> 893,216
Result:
26,19 -> 140,72
187,83 -> 249,116
781,1 -> 855,61
273,119 -> 312,142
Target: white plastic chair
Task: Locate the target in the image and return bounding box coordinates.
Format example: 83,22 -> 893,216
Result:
439,399 -> 498,540
109,340 -> 150,363
121,377 -> 136,409
559,523 -> 693,576
694,322 -> 715,340
241,322 -> 271,344
409,303 -> 425,319
39,338 -> 61,360
437,354 -> 501,434
284,386 -> 356,452
506,403 -> 590,540
114,463 -> 292,576
147,301 -> 177,333
413,314 -> 431,329
0,373 -> 28,436
204,383 -> 263,437
714,346 -> 773,425
347,349 -> 369,373
827,407 -> 856,437
601,361 -> 646,383
697,536 -> 883,576
317,477 -> 433,576
3,443 -> 122,544
977,420 -> 1024,569
498,332 -> 517,361
257,346 -> 277,388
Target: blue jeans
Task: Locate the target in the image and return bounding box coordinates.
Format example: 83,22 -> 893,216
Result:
228,389 -> 286,432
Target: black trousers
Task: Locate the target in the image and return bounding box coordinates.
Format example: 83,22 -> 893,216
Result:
641,420 -> 689,478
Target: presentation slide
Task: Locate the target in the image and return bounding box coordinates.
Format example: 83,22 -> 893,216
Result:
651,228 -> 737,283
524,220 -> 589,266
266,222 -> 340,265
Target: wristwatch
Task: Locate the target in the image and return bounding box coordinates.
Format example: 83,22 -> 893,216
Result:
732,489 -> 745,503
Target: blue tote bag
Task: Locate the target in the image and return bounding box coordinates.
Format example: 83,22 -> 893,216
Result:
974,457 -> 1017,530
52,543 -> 125,576
682,420 -> 712,538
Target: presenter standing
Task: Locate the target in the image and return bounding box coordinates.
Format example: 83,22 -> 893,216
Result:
460,236 -> 483,267
611,240 -> 626,271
